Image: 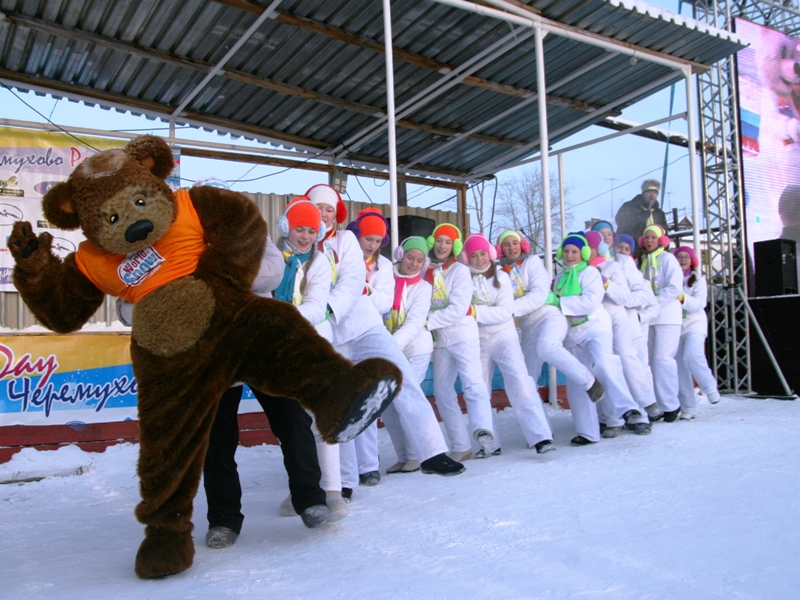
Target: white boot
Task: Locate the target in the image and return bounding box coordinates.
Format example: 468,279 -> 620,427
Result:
326,490 -> 349,522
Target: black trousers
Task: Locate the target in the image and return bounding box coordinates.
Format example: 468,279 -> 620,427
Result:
203,385 -> 325,534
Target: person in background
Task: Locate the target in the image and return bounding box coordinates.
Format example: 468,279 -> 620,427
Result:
615,232 -> 662,419
584,231 -> 652,438
307,184 -> 464,495
201,197 -> 336,550
494,230 -> 604,410
381,236 -> 435,474
673,246 -> 721,418
550,233 -> 648,445
638,224 -> 684,422
614,180 -> 669,245
425,223 -> 497,461
340,208 -> 394,489
462,233 -> 556,454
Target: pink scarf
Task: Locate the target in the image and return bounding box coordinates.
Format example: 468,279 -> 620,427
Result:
393,271 -> 422,310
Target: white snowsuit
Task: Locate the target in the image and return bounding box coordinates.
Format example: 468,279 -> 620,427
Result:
427,258 -> 495,454
323,231 -> 448,489
596,258 -> 655,425
381,264 -> 434,465
555,264 -> 646,442
503,254 -> 595,392
641,250 -> 684,413
351,254 -> 395,479
677,270 -> 719,416
472,268 -> 553,447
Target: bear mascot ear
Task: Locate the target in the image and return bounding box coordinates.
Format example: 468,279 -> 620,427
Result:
124,135 -> 175,180
42,180 -> 81,230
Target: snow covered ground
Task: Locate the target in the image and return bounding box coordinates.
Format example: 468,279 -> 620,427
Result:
2,395 -> 799,600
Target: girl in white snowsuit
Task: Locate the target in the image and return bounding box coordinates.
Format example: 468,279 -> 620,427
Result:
638,224 -> 685,422
425,223 -> 497,461
340,208 -> 395,488
617,235 -> 660,379
551,233 -> 649,445
306,185 -> 464,495
494,230 -> 604,408
381,236 -> 435,474
673,246 -> 721,419
585,230 -> 654,437
272,197 -> 350,522
462,233 -> 556,454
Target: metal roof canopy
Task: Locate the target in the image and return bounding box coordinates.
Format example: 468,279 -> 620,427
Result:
0,0 -> 742,183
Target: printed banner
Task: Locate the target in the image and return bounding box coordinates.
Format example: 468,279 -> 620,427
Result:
0,334 -> 264,427
0,127 -> 181,291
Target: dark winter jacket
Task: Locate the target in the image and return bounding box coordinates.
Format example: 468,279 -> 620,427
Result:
614,194 -> 669,241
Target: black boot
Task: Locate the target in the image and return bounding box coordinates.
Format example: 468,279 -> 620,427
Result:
421,453 -> 465,476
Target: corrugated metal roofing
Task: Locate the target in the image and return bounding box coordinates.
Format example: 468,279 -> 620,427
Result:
0,0 -> 744,180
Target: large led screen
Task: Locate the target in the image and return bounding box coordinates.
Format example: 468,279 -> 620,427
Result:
736,18 -> 800,281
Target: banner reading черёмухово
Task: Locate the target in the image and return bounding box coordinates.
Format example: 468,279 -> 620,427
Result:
0,334 -> 138,426
0,127 -> 180,291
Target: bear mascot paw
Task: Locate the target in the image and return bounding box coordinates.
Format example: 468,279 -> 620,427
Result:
6,135 -> 402,579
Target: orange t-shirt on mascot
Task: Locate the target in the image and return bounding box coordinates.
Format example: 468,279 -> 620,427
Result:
74,189 -> 208,303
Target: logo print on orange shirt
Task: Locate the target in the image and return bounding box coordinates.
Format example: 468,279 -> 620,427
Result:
118,247 -> 165,286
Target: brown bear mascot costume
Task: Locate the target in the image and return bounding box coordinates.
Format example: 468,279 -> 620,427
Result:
6,135 -> 402,579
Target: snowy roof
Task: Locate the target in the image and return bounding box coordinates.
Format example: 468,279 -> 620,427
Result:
0,0 -> 744,180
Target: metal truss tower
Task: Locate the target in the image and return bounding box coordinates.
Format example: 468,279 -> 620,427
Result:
692,0 -> 800,393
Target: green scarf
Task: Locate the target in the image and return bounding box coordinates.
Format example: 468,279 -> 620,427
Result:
556,261 -> 588,297
640,246 -> 665,281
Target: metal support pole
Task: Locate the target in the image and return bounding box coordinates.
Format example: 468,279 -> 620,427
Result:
557,152 -> 566,239
382,0 -> 400,249
533,25 -> 557,405
684,66 -> 702,258
738,290 -> 794,397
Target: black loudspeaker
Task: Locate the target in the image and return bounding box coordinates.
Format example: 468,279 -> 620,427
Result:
754,238 -> 798,296
381,215 -> 436,258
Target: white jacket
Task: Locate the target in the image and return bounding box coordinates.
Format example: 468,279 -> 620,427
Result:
502,254 -> 562,328
641,251 -> 684,326
681,271 -> 709,337
426,259 -> 480,348
555,264 -> 612,348
389,268 -> 434,358
473,270 -> 517,338
366,254 -> 394,316
597,259 -> 631,320
291,250 -> 333,341
323,230 -> 384,346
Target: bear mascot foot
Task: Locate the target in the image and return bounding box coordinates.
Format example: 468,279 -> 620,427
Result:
311,358 -> 403,444
135,526 -> 194,579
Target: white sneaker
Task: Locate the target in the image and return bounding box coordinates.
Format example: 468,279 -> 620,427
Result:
386,461 -> 404,474
679,412 -> 696,421
449,450 -> 473,462
474,429 -> 497,457
325,491 -> 349,522
279,494 -> 298,517
707,391 -> 721,404
400,459 -> 421,473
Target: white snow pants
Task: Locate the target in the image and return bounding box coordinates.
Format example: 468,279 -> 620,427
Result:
338,325 -> 448,485
677,330 -> 718,415
381,352 -> 431,464
309,418 -> 342,492
608,306 -> 657,411
569,335 -> 645,434
519,310 -> 595,391
481,328 -> 552,447
433,338 -> 495,454
648,324 -> 682,412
